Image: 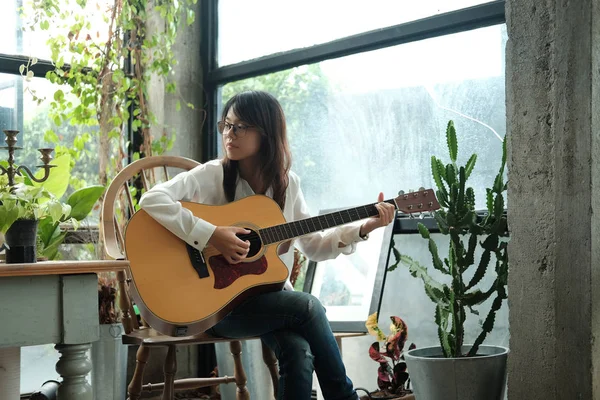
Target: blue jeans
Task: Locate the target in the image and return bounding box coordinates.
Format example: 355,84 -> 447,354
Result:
209,291 -> 358,400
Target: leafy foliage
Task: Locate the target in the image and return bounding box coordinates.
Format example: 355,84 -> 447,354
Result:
0,154 -> 104,259
365,312 -> 415,396
20,0 -> 197,187
390,120 -> 508,358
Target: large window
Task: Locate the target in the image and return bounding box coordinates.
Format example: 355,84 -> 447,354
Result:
218,0 -> 496,66
210,2 -> 507,396
219,25 -> 506,213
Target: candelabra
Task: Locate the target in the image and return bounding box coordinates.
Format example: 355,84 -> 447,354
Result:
0,129 -> 56,190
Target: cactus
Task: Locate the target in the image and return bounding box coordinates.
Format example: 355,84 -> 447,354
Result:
390,120 -> 508,358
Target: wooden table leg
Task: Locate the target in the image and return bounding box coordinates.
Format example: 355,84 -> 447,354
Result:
0,347 -> 20,400
55,343 -> 93,400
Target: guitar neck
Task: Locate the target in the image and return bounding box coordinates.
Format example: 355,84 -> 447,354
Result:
258,199 -> 397,245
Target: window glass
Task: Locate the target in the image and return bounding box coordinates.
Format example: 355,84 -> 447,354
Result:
219,0 -> 496,65
219,25 -> 508,390
0,74 -> 100,187
219,25 -> 507,213
0,0 -> 112,62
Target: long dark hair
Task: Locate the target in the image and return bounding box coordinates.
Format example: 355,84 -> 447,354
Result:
221,91 -> 292,210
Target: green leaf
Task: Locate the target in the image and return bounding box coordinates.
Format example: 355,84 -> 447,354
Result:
463,288 -> 493,306
37,217 -> 60,247
46,199 -> 70,222
53,89 -> 65,102
428,238 -> 446,273
446,120 -> 458,163
433,211 -> 449,234
486,189 -> 494,214
436,305 -> 452,357
32,153 -> 71,200
38,230 -> 68,260
417,222 -> 430,239
466,249 -> 490,290
67,185 -> 105,220
465,154 -> 477,179
494,194 -> 505,219
446,164 -> 457,187
398,253 -> 445,303
431,156 -> 444,193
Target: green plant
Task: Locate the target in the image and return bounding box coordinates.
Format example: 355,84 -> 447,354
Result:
0,178 -> 68,234
390,120 -> 508,358
365,312 -> 414,398
20,0 -> 199,188
0,152 -> 104,259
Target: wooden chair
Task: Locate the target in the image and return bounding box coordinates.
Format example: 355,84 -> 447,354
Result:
101,155 -> 279,400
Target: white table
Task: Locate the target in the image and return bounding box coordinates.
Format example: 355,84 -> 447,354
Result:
0,260 -> 129,400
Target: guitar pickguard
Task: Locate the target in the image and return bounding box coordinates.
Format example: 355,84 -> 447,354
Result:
209,255 -> 268,289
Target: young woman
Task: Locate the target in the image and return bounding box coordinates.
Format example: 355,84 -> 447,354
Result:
139,90 -> 396,400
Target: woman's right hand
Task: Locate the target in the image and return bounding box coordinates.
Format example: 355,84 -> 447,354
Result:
208,226 -> 251,264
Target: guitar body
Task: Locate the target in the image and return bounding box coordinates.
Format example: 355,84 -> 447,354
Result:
124,195 -> 290,336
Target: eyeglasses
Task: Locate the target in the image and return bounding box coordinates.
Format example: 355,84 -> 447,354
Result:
217,121 -> 255,139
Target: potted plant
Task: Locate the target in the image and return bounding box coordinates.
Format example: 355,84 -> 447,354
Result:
358,312 -> 414,400
0,171 -> 69,263
392,121 -> 509,400
0,153 -> 105,262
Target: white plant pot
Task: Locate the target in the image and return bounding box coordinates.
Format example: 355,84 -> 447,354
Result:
404,345 -> 508,400
91,323 -> 127,400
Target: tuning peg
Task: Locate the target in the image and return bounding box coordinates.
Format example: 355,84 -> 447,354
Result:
398,190 -> 405,196
419,212 -> 425,219
419,186 -> 425,191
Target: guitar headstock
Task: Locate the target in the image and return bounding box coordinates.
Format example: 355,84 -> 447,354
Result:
394,188 -> 440,214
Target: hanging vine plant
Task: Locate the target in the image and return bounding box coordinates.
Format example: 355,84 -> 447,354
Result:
20,0 -> 199,186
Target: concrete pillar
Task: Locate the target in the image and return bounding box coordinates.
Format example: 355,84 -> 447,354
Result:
506,0 -> 600,398
147,0 -> 204,161
163,1 -> 204,160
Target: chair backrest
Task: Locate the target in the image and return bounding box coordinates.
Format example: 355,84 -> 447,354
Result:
102,155 -> 200,260
101,155 -> 200,333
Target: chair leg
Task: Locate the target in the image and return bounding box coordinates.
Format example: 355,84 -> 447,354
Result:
261,341 -> 279,399
161,345 -> 177,400
230,341 -> 250,400
128,344 -> 150,400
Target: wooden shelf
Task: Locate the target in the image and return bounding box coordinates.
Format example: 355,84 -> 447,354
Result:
0,259 -> 129,277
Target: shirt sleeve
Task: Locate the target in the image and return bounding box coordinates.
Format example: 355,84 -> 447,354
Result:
138,165 -> 217,251
292,176 -> 366,262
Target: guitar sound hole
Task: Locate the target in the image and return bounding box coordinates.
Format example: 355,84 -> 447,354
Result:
236,229 -> 262,258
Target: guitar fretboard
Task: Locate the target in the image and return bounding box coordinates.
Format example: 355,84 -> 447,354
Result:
258,199 -> 396,245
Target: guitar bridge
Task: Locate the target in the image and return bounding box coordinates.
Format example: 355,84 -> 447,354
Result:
186,244 -> 209,279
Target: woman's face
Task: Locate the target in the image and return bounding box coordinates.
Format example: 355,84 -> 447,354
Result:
222,108 -> 262,161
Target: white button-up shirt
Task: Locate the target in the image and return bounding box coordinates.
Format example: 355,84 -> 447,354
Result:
139,159 -> 364,289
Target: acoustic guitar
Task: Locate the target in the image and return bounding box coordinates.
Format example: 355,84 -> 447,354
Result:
124,189 -> 440,336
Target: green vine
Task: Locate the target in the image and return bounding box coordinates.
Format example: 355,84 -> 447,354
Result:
20,0 -> 199,186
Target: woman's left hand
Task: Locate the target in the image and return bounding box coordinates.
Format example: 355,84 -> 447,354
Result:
359,192 -> 396,237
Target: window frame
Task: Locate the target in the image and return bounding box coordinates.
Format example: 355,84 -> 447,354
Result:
201,0 -> 506,161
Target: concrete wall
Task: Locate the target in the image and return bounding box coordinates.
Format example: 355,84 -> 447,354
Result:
505,0 -> 600,398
